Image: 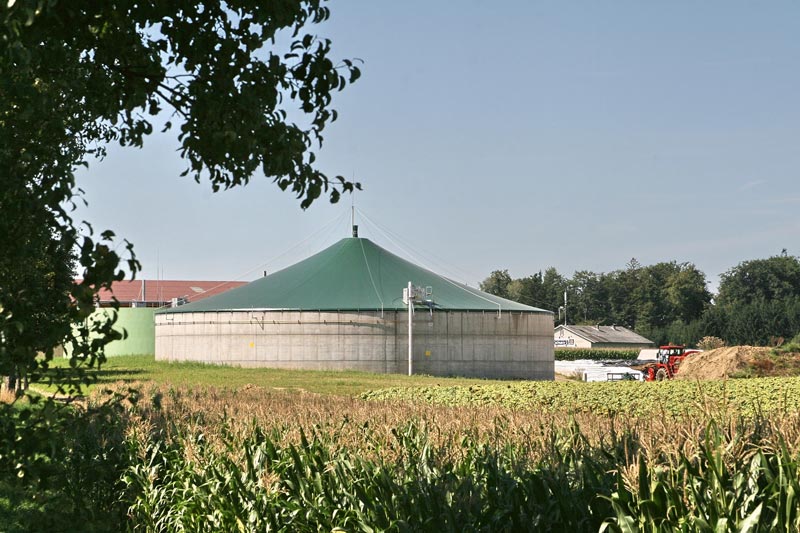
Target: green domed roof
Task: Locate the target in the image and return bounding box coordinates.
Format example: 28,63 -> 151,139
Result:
159,238 -> 549,314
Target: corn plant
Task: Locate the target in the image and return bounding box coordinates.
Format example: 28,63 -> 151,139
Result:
601,422 -> 800,532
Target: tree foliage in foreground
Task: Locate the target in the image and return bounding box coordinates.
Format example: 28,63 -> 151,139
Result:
0,0 -> 360,503
0,0 -> 360,391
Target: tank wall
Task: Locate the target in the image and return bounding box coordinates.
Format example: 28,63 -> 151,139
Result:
65,307 -> 155,357
155,310 -> 554,379
108,308 -> 156,355
410,311 -> 554,380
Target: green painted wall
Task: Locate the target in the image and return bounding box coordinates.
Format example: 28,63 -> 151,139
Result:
107,308 -> 155,355
66,308 -> 155,356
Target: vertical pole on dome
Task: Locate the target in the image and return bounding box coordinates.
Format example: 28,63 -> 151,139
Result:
407,281 -> 413,376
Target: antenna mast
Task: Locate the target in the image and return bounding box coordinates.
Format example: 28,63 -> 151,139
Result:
351,185 -> 358,237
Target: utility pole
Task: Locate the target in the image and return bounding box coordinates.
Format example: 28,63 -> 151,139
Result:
563,290 -> 567,326
407,281 -> 413,376
403,283 -> 434,376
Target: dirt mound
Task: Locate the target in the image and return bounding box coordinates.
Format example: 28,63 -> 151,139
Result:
676,346 -> 772,380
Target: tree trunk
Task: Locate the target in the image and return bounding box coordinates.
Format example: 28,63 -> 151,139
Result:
1,366 -> 21,393
2,371 -> 16,393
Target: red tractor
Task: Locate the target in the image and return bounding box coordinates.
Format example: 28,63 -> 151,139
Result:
642,345 -> 700,381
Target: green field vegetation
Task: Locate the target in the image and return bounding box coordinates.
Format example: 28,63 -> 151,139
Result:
4,359 -> 800,531
39,354 -> 512,396
361,377 -> 800,417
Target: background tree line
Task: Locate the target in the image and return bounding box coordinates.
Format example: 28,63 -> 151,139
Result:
480,251 -> 800,347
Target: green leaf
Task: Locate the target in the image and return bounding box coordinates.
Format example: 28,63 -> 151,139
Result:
738,502 -> 762,533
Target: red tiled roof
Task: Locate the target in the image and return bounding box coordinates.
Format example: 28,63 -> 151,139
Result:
78,279 -> 248,304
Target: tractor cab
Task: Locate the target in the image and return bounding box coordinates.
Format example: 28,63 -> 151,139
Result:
657,345 -> 687,363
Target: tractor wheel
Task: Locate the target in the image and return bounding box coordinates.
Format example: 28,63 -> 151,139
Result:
655,368 -> 668,381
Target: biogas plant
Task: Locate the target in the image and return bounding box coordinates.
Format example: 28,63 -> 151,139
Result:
155,228 -> 554,380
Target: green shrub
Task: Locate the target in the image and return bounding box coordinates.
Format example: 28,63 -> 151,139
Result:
555,348 -> 640,361
0,393 -> 132,532
697,335 -> 726,350
775,332 -> 800,354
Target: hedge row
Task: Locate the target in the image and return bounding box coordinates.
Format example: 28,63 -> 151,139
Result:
554,348 -> 640,361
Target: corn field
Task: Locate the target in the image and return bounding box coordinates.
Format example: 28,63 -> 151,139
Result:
113,382 -> 800,532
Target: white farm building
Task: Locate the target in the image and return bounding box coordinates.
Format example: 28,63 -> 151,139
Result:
554,325 -> 653,350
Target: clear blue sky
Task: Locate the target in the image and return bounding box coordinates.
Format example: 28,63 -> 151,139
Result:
76,1 -> 800,293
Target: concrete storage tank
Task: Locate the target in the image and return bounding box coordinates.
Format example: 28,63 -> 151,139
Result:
155,235 -> 554,380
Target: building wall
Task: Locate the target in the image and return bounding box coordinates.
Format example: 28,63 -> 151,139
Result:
554,329 -> 592,348
155,310 -> 554,380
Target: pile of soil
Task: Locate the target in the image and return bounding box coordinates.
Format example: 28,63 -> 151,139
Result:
676,346 -> 772,380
